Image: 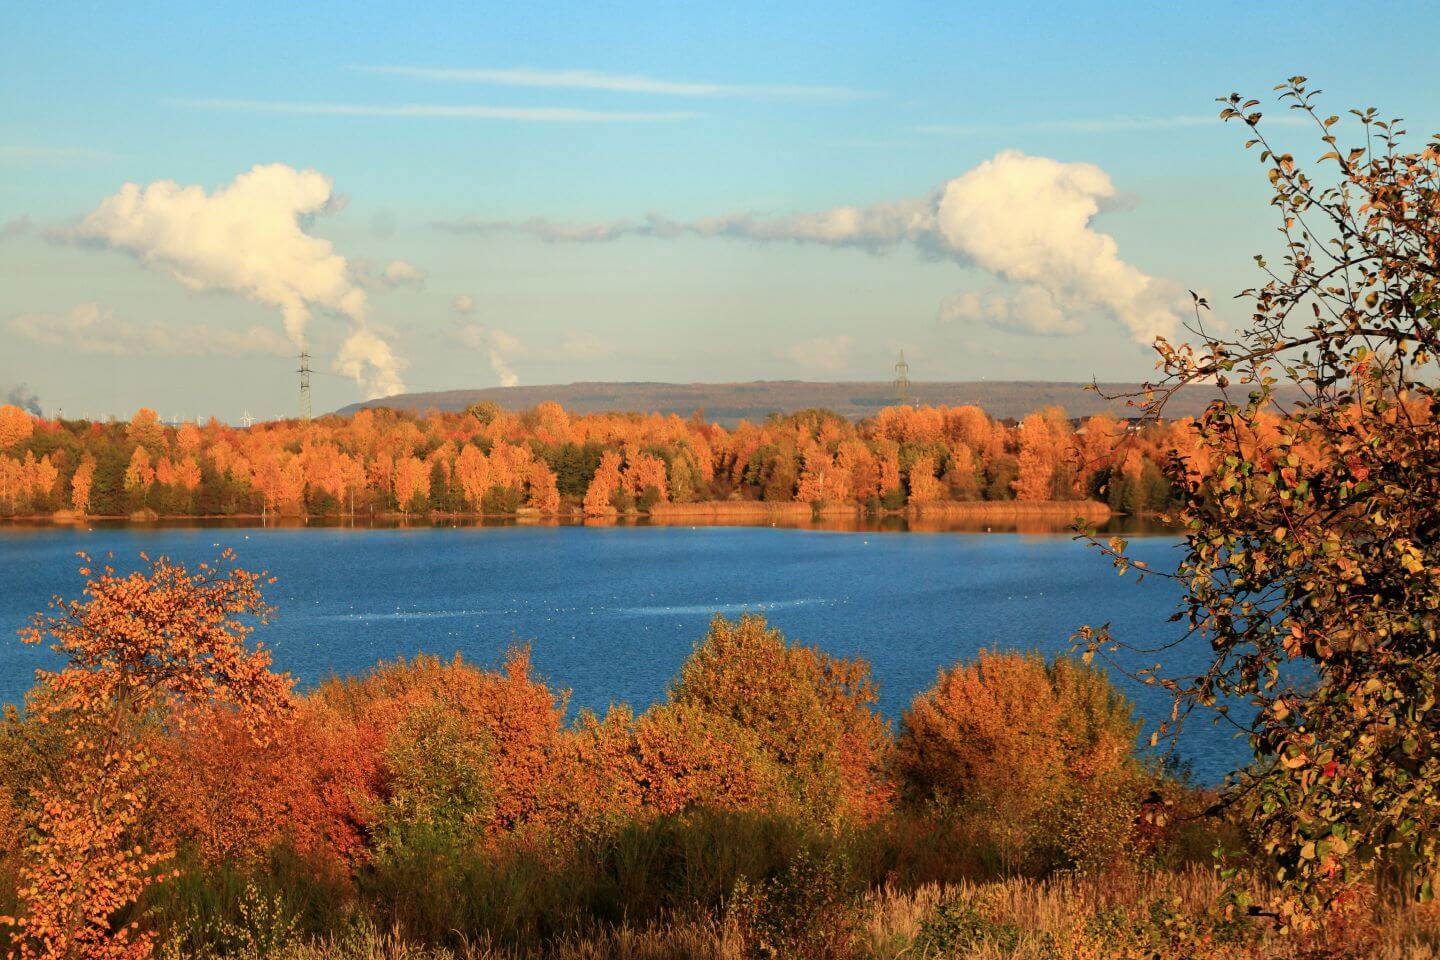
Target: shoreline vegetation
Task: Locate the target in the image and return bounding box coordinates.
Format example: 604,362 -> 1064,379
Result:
4,559 -> 1439,959
4,497 -> 1115,527
0,400 -> 1182,527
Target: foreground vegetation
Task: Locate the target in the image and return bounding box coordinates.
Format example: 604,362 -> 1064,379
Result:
2,554 -> 1439,959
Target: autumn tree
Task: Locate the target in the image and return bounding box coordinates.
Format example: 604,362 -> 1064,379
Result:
70,455 -> 96,515
524,460 -> 561,514
2,552 -> 293,959
906,453 -> 945,504
125,408 -> 164,450
1012,414 -> 1058,501
583,451 -> 623,516
1080,79 -> 1440,923
0,405 -> 34,451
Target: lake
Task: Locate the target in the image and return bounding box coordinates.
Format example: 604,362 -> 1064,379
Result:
0,521 -> 1245,783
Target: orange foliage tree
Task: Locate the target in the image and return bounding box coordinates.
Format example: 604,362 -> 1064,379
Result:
70,455 -> 95,515
583,451 -> 623,516
894,650 -> 1138,866
0,406 -> 34,451
2,552 -> 293,960
668,614 -> 892,824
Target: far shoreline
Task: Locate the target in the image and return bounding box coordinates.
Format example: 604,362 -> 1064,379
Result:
0,499 -> 1179,537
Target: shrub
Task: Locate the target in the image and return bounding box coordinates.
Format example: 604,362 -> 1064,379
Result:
729,849 -> 860,960
895,650 -> 1141,871
312,648 -> 568,837
913,889 -> 1021,955
670,615 -> 892,824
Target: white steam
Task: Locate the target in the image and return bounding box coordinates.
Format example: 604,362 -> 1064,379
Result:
74,163 -> 407,397
439,150 -> 1184,344
457,320 -> 522,388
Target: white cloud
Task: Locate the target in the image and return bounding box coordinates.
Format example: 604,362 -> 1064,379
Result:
72,163 -> 405,398
354,66 -> 872,101
453,150 -> 1184,345
458,323 -> 523,387
934,150 -> 1181,343
938,288 -> 1083,335
785,335 -> 854,371
353,258 -> 427,289
173,99 -> 698,123
11,302 -> 294,356
450,294 -> 476,315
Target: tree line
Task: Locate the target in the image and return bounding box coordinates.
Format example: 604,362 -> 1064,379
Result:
0,400 -> 1186,520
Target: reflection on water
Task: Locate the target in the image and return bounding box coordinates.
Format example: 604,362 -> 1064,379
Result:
0,513 -> 1177,537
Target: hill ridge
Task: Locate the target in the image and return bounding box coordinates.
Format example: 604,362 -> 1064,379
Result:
338,379 -> 1239,426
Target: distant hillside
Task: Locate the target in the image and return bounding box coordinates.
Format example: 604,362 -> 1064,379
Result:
338,380 -> 1268,426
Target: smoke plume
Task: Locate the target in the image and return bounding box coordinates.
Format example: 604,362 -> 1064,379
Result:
438,150 -> 1184,345
74,163 -> 407,397
3,383 -> 41,415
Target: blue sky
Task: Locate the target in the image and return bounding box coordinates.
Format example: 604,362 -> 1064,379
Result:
3,1 -> 1438,420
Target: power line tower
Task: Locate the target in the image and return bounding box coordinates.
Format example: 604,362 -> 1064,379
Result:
892,349 -> 913,406
297,350 -> 313,421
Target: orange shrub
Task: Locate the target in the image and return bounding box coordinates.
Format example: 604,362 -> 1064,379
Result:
669,614 -> 892,824
894,650 -> 1140,868
626,703 -> 787,816
310,648 -> 568,838
153,700 -> 383,870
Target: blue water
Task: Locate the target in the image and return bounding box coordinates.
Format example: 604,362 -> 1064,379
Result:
0,524 -> 1246,783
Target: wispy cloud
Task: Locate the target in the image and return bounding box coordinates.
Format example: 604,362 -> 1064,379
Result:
173,98 -> 699,122
354,66 -> 872,101
916,114 -> 1308,135
11,302 -> 293,357
0,145 -> 120,161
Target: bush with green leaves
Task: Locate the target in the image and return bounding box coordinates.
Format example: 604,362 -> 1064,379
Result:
1080,77 -> 1440,926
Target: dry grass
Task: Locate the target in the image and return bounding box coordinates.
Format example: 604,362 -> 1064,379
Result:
211,868 -> 1440,959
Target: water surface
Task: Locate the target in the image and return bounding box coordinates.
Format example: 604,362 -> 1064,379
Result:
0,522 -> 1242,783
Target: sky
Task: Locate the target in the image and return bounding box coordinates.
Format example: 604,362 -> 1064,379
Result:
3,0 -> 1438,422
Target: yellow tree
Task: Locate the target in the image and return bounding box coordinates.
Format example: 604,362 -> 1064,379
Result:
583,451 -> 623,516
1012,414 -> 1056,501
70,455 -> 96,515
0,405 -> 34,450
2,552 -> 293,959
125,409 -> 165,450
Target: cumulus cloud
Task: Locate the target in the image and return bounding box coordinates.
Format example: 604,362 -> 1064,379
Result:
450,293 -> 477,315
448,150 -> 1185,345
71,163 -> 406,397
785,335 -> 854,371
11,301 -> 294,356
458,323 -> 523,387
